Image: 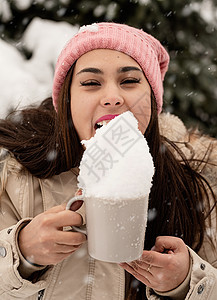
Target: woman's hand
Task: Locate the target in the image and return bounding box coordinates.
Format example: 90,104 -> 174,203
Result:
18,203 -> 86,266
119,236 -> 190,292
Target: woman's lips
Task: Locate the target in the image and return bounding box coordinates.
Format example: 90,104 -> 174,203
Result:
95,114 -> 120,125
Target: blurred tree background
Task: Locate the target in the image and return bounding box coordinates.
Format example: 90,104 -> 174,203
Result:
0,0 -> 217,136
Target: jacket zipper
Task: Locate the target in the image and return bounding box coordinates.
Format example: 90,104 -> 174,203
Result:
38,289 -> 45,300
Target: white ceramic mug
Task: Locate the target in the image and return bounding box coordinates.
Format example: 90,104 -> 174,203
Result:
66,194 -> 148,263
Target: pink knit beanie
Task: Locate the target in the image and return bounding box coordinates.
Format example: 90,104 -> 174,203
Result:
52,22 -> 169,114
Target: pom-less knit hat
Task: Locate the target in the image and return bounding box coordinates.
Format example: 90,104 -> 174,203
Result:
52,22 -> 169,114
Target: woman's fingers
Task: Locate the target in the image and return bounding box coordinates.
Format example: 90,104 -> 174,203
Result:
56,231 -> 86,246
43,204 -> 66,214
120,262 -> 152,285
138,249 -> 172,268
45,210 -> 83,228
18,204 -> 87,266
120,236 -> 190,292
151,236 -> 186,253
52,242 -> 82,254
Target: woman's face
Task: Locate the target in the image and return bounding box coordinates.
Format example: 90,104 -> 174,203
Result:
70,49 -> 151,141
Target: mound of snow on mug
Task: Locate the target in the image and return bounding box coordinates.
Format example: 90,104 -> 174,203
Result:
78,111 -> 155,200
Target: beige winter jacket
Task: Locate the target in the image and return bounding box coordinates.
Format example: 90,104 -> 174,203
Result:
0,113 -> 216,300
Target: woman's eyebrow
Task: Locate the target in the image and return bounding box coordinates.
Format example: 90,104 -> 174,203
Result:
76,67 -> 103,75
76,66 -> 142,76
118,66 -> 142,73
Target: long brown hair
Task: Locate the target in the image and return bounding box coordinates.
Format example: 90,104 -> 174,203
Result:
0,66 -> 216,300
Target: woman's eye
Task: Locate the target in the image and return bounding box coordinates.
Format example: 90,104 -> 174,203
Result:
121,78 -> 141,85
80,81 -> 100,86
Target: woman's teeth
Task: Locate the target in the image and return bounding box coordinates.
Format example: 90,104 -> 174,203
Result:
96,120 -> 109,129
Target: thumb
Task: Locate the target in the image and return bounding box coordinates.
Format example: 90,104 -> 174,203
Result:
151,236 -> 182,254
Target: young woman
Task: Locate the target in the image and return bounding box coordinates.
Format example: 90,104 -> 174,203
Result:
0,22 -> 216,300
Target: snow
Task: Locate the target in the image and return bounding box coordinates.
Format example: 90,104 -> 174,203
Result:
0,0 -> 12,22
0,2 -> 215,118
60,0 -> 71,4
0,17 -> 78,118
105,3 -> 117,20
200,0 -> 217,24
78,23 -> 99,33
182,0 -> 217,24
0,1 -> 216,119
12,0 -> 32,10
139,0 -> 150,5
94,5 -> 106,18
78,111 -> 155,200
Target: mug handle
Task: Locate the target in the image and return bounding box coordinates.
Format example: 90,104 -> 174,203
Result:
66,195 -> 87,235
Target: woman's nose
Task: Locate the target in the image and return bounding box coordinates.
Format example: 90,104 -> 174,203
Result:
101,97 -> 124,107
